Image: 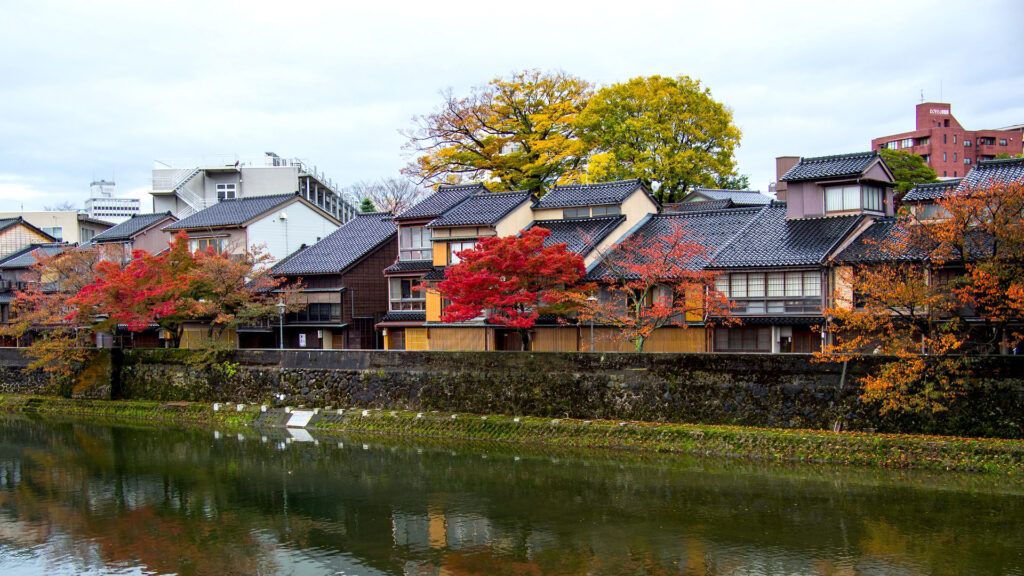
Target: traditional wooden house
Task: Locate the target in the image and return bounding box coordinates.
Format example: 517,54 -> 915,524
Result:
706,151 -> 895,353
0,217 -> 57,260
0,243 -> 68,332
665,187 -> 773,213
421,189 -> 536,351
377,184 -> 481,350
243,212 -> 397,350
87,212 -> 179,261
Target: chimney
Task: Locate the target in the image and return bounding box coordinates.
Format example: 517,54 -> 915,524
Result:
774,156 -> 800,201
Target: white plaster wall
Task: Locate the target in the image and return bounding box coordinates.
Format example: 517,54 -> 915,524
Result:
246,200 -> 339,263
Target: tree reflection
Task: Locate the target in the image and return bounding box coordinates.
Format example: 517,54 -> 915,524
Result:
0,416 -> 1020,576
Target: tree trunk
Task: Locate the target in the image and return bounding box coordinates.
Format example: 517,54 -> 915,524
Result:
633,335 -> 646,352
520,328 -> 531,352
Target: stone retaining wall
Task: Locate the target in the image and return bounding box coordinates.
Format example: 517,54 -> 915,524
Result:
2,347 -> 1021,437
0,348 -> 55,395
115,349 -> 1024,438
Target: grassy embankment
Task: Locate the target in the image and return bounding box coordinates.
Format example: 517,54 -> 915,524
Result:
0,394 -> 1021,476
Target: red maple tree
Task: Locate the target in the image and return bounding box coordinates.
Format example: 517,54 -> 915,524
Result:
574,221 -> 732,351
435,227 -> 586,350
68,232 -> 291,346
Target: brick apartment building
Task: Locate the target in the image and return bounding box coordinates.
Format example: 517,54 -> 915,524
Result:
871,102 -> 1022,179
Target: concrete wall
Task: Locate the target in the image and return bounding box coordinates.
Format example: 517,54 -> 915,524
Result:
108,349 -> 1024,438
240,166 -> 298,197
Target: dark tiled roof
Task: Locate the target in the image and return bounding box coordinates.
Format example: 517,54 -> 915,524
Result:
0,243 -> 67,269
588,208 -> 762,279
781,151 -> 879,182
272,213 -> 396,276
165,193 -> 299,230
527,215 -> 625,255
396,184 -> 485,220
379,310 -> 426,323
685,188 -> 772,205
427,191 -> 532,228
711,204 -> 863,268
664,199 -> 735,212
536,179 -> 644,209
836,217 -> 993,264
91,213 -> 175,242
422,267 -> 447,281
384,259 -> 435,274
834,219 -> 925,264
903,179 -> 961,202
960,157 -> 1024,189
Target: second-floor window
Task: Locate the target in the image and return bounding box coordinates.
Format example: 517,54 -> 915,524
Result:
41,226 -> 63,241
824,185 -> 883,213
217,183 -> 236,200
715,271 -> 821,314
389,278 -> 425,310
190,237 -> 226,253
449,240 -> 476,264
399,226 -> 431,260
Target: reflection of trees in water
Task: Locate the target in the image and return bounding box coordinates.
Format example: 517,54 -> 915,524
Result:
0,417 -> 1020,576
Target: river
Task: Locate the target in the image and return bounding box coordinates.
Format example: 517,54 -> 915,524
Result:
0,415 -> 1020,575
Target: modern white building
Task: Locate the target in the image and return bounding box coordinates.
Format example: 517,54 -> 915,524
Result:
162,193 -> 341,265
85,180 -> 140,224
150,152 -> 358,223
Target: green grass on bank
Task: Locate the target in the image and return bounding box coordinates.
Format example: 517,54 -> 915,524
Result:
0,394 -> 1021,475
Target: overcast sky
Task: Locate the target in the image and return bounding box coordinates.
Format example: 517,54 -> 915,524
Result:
2,0 -> 1022,211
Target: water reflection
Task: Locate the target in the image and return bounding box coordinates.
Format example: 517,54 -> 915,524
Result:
0,415 -> 1020,575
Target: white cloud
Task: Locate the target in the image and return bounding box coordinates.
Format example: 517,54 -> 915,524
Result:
0,0 -> 1022,202
0,174 -> 51,206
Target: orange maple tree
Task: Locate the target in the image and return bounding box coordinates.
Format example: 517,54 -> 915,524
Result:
2,244 -> 102,377
819,179 -> 1024,413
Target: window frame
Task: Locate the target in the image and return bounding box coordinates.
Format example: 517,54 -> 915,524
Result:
718,270 -> 821,315
216,183 -> 237,201
189,237 -> 226,253
389,277 -> 426,311
398,225 -> 432,261
448,240 -> 477,264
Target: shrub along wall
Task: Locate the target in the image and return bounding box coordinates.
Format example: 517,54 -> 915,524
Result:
111,349 -> 1024,438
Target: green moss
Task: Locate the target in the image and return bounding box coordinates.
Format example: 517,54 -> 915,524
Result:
1,395 -> 1020,475
0,394 -> 261,429
310,409 -> 1024,475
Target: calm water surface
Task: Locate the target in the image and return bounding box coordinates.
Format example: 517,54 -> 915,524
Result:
0,415 -> 1020,575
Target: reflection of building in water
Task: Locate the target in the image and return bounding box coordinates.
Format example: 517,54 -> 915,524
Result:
391,508 -> 493,551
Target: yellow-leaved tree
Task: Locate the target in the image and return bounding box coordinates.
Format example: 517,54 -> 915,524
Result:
402,69 -> 593,194
576,75 -> 742,203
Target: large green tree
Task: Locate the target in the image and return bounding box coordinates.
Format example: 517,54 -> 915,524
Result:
879,148 -> 938,196
576,75 -> 742,203
402,70 -> 593,193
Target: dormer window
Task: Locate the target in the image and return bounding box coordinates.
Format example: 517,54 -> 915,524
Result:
824,185 -> 883,213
